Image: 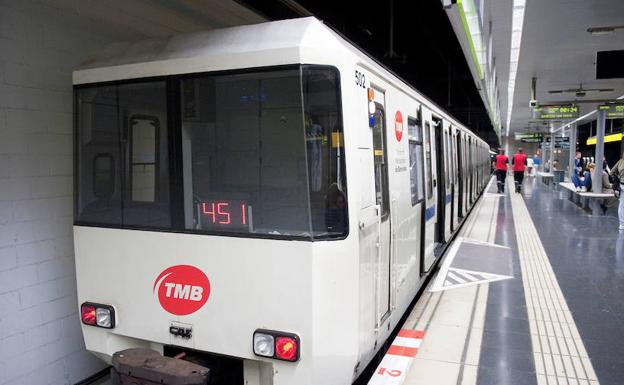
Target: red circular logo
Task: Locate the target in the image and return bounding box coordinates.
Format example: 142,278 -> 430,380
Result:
153,265 -> 211,316
395,111 -> 404,141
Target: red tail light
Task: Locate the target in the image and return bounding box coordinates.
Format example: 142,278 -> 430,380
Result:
275,336 -> 298,362
81,304 -> 96,325
80,302 -> 115,329
253,329 -> 300,362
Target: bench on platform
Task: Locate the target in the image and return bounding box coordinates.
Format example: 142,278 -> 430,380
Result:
538,172 -> 554,185
558,182 -> 615,214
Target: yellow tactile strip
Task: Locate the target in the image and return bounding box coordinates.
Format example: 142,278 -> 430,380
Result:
509,178 -> 600,385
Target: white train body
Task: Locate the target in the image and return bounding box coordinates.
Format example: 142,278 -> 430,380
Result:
73,17 -> 490,385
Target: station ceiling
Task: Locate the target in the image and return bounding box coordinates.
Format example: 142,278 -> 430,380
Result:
512,0 -> 624,135
446,0 -> 624,139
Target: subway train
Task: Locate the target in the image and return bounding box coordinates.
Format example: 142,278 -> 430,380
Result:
72,17 -> 490,385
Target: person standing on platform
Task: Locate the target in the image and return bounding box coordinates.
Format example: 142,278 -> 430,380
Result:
610,152 -> 624,230
494,149 -> 509,193
532,152 -> 541,173
512,148 -> 528,193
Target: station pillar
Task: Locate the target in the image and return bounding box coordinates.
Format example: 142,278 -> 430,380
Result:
549,123 -> 556,172
568,123 -> 577,179
594,109 -> 606,193
541,138 -> 547,172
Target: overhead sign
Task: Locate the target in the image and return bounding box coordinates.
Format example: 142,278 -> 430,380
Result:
586,133 -> 623,145
598,103 -> 624,119
534,105 -> 579,120
545,136 -> 570,143
514,132 -> 543,142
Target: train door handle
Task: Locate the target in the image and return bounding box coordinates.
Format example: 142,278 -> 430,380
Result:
433,179 -> 437,187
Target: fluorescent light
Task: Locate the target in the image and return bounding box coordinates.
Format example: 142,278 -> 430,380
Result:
505,0 -> 526,136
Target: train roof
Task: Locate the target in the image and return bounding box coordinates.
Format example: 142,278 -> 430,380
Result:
73,17 -> 487,146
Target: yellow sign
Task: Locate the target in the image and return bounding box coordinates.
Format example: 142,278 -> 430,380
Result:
586,133 -> 622,145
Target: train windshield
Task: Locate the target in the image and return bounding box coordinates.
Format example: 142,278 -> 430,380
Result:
74,65 -> 347,240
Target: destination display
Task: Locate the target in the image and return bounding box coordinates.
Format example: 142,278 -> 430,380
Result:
543,136 -> 570,149
534,105 -> 579,119
598,103 -> 624,119
514,132 -> 543,142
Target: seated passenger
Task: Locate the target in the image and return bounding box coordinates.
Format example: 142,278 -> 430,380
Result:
571,164 -> 593,192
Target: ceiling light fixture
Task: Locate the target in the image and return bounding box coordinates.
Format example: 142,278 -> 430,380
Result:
505,0 -> 526,136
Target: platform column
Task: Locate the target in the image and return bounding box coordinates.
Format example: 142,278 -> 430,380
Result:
540,138 -> 547,172
568,123 -> 577,180
549,123 -> 555,172
594,109 -> 606,193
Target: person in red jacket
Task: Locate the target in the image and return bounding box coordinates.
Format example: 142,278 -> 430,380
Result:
512,147 -> 528,193
494,150 -> 509,193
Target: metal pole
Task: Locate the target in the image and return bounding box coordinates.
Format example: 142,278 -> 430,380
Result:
541,138 -> 546,172
594,109 -> 606,193
549,122 -> 555,172
568,123 -> 577,180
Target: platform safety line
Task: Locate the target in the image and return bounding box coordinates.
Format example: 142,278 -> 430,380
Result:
367,329 -> 425,385
509,177 -> 600,385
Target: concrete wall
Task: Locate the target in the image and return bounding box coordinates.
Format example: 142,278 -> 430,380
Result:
0,2 -> 141,384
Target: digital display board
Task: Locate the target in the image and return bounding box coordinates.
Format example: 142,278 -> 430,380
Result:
534,105 -> 579,120
198,200 -> 249,230
598,103 -> 624,119
514,132 -> 543,142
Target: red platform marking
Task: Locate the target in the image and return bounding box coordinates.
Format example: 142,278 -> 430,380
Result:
397,329 -> 425,339
368,329 -> 426,385
386,345 -> 418,357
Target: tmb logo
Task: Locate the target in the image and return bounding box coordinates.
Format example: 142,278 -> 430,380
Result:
395,111 -> 404,142
153,265 -> 211,316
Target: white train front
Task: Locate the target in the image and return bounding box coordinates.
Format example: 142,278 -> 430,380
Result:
73,17 -> 490,385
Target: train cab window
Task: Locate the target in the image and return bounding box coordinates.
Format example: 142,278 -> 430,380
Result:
179,66 -> 347,239
408,116 -> 424,205
424,121 -> 433,199
75,81 -> 171,229
75,66 -> 346,240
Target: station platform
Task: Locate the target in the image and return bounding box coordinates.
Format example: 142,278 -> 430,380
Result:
369,175 -> 624,385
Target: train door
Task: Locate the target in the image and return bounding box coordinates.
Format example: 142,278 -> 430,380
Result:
442,121 -> 452,240
456,132 -> 463,219
433,116 -> 445,244
421,107 -> 437,273
450,126 -> 457,231
370,89 -> 391,326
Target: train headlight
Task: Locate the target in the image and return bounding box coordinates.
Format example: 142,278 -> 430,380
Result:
96,307 -> 113,328
81,302 -> 115,329
253,333 -> 274,357
253,329 -> 300,362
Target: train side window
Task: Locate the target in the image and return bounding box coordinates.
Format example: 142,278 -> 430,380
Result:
408,116 -> 424,205
93,154 -> 115,198
424,121 -> 433,200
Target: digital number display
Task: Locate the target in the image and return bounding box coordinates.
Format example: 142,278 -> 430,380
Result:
535,104 -> 579,120
599,103 -> 624,119
198,200 -> 249,230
